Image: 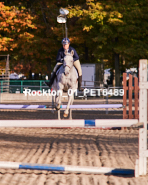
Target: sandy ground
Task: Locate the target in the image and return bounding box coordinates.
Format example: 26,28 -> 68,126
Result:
0,99 -> 148,184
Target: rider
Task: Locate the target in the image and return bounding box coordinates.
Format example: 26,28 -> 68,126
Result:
45,38 -> 83,91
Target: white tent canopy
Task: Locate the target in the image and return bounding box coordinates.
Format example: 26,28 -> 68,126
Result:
9,73 -> 19,79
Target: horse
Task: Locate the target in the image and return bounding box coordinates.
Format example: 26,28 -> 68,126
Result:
52,50 -> 78,117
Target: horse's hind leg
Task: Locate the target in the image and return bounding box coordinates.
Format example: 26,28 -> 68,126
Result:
69,94 -> 74,119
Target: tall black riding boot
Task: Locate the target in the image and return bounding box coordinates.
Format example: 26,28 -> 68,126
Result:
78,75 -> 84,91
45,72 -> 56,87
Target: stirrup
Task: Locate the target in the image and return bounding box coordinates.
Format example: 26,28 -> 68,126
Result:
78,87 -> 84,91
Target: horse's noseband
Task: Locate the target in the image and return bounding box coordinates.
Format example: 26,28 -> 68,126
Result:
63,64 -> 71,76
63,58 -> 74,76
64,64 -> 71,69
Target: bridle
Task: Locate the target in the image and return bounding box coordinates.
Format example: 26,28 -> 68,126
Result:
63,64 -> 71,69
63,59 -> 74,75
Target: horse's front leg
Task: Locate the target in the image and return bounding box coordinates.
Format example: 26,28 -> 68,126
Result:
55,84 -> 63,110
63,89 -> 74,117
55,90 -> 63,110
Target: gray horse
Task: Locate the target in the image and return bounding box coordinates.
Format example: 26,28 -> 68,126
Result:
52,50 -> 78,117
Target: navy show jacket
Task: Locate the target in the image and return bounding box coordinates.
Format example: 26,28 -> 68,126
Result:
56,46 -> 79,63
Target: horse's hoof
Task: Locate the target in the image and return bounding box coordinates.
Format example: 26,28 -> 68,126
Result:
63,113 -> 68,117
55,104 -> 60,110
55,106 -> 60,110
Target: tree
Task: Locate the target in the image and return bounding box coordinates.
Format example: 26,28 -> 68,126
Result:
0,2 -> 37,51
2,0 -> 148,83
1,1 -> 59,78
63,0 -> 148,85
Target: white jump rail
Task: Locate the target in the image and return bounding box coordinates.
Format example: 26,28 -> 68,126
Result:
60,104 -> 123,109
135,59 -> 148,177
0,119 -> 138,128
0,105 -> 46,109
0,104 -> 122,109
0,161 -> 134,175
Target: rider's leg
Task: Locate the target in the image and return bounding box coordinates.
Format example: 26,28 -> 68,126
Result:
73,60 -> 83,91
53,62 -> 63,73
45,62 -> 63,87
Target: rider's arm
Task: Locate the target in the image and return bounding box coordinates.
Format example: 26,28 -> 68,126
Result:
72,48 -> 79,62
56,48 -> 64,63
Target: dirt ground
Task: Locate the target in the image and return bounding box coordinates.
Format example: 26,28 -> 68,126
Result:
0,99 -> 148,184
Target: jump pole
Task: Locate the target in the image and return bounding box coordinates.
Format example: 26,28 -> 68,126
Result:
0,161 -> 134,175
0,119 -> 138,128
0,104 -> 122,109
0,105 -> 46,109
60,104 -> 123,109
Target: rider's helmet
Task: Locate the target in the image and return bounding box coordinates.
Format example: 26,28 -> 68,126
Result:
62,38 -> 70,45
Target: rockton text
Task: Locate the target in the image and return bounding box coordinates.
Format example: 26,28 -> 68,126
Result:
23,89 -> 124,97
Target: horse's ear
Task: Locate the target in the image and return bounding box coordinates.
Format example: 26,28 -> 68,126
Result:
71,50 -> 74,56
64,50 -> 68,55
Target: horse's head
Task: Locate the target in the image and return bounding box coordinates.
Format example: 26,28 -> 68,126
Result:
63,50 -> 74,76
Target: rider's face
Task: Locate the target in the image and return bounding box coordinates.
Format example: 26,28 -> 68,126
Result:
63,43 -> 70,50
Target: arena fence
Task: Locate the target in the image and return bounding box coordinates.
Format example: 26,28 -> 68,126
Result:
123,72 -> 139,119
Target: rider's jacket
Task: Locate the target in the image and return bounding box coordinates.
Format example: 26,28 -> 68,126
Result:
56,46 -> 79,63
